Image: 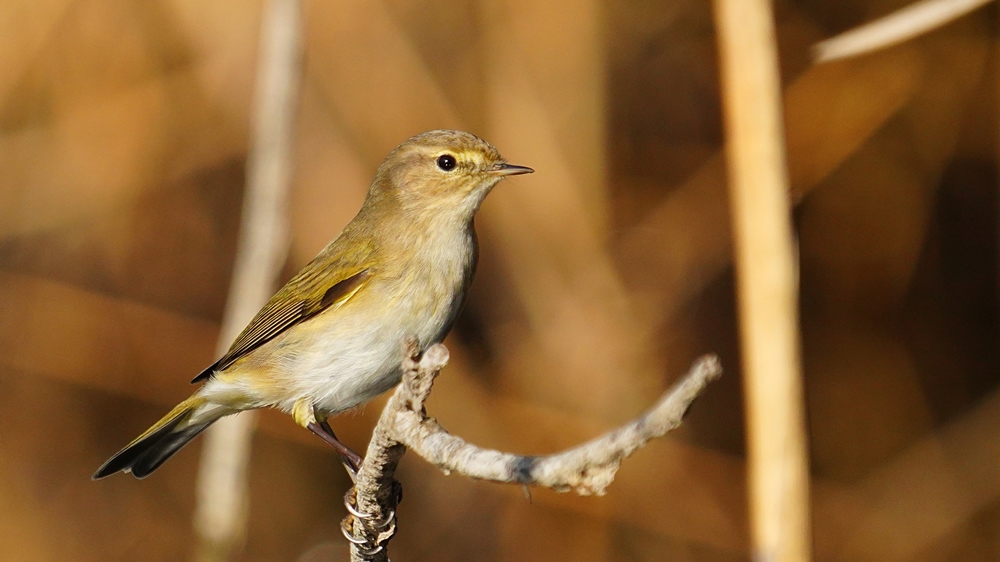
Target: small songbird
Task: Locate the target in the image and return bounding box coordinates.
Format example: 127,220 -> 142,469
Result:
93,130 -> 532,479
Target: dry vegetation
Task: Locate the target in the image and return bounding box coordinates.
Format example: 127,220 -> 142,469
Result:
0,0 -> 997,561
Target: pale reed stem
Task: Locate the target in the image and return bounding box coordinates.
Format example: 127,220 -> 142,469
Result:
813,0 -> 992,63
192,0 -> 302,560
712,0 -> 812,560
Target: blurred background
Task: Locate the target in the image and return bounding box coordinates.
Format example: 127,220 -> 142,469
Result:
1,0 -> 998,560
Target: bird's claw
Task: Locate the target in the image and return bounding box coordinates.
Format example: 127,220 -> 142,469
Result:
340,519 -> 385,556
342,488 -> 397,557
340,513 -> 395,556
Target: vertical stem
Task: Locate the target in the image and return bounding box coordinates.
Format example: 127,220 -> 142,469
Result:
712,1 -> 812,561
192,0 -> 302,560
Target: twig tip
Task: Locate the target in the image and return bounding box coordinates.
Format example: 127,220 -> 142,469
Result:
422,343 -> 450,369
694,353 -> 724,381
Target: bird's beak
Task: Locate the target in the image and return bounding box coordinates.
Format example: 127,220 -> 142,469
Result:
489,163 -> 534,176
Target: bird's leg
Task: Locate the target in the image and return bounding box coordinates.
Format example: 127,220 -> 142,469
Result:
292,398 -> 362,478
316,419 -> 364,476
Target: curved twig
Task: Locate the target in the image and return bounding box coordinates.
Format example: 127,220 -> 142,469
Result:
344,339 -> 723,561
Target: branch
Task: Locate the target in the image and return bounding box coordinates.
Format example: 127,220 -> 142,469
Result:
343,340 -> 723,561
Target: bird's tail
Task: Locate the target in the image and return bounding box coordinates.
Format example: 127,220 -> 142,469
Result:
92,395 -> 228,480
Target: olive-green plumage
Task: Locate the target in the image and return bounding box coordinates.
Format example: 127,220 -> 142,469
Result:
93,130 -> 532,479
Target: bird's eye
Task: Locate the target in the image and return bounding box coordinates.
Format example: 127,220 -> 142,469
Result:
436,154 -> 457,172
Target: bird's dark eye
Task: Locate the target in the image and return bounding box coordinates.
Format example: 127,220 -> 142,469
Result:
436,154 -> 457,171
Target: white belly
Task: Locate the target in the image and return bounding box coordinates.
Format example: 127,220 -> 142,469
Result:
289,308 -> 415,414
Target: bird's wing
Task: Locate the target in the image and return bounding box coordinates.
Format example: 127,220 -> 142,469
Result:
192,250 -> 373,383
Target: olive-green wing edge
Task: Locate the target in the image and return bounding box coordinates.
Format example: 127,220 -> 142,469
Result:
191,267 -> 371,383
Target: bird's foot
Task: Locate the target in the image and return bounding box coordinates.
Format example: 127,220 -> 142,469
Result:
342,487 -> 398,556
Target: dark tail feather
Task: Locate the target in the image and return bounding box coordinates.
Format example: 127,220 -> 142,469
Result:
92,396 -> 216,480
129,422 -> 213,478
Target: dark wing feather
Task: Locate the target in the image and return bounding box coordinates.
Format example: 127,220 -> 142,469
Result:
192,259 -> 372,383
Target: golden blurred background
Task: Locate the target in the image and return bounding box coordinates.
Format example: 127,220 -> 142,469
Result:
1,0 -> 998,560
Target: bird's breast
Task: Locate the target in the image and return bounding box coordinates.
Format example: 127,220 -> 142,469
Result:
398,228 -> 476,341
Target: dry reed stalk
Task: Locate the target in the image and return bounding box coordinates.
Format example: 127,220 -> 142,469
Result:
192,0 -> 301,560
712,0 -> 811,560
813,0 -> 991,62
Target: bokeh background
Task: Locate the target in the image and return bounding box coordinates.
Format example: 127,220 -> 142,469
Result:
1,0 -> 998,560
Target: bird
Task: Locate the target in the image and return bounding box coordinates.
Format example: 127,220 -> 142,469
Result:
93,130 -> 532,480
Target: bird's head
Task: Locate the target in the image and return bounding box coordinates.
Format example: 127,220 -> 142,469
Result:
366,130 -> 533,223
